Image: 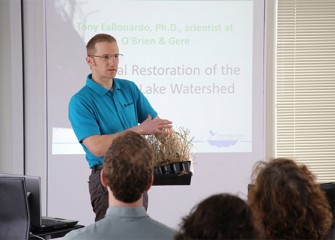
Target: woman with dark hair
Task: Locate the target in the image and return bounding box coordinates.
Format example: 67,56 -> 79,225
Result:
249,158 -> 332,239
175,193 -> 263,239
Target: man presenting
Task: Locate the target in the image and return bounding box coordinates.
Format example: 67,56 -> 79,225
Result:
68,33 -> 172,221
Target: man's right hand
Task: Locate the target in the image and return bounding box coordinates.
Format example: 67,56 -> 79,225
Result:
136,115 -> 172,135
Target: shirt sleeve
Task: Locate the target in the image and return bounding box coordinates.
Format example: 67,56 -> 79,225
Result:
130,82 -> 158,123
68,95 -> 101,143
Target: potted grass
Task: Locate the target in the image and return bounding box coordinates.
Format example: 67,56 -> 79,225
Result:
146,127 -> 194,185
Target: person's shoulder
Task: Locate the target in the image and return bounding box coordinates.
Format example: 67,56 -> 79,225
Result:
114,78 -> 141,95
74,84 -> 92,96
69,85 -> 94,103
63,223 -> 97,240
148,217 -> 177,233
114,78 -> 137,87
64,218 -> 120,240
63,226 -> 89,240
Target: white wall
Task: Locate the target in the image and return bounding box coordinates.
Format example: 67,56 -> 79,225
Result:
265,0 -> 276,159
22,0 -> 48,214
0,0 -> 48,215
0,0 -> 24,174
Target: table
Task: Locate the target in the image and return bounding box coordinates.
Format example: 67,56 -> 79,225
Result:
29,224 -> 84,239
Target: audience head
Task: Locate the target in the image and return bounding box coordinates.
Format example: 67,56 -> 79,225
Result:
86,33 -> 117,56
175,193 -> 263,239
248,157 -> 332,239
102,131 -> 154,203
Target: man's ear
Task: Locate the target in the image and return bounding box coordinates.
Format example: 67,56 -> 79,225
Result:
86,55 -> 94,66
100,169 -> 108,187
145,175 -> 154,192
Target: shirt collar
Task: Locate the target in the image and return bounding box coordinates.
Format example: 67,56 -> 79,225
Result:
86,74 -> 121,97
105,206 -> 148,218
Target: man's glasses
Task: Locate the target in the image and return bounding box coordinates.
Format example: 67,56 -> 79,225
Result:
89,54 -> 123,62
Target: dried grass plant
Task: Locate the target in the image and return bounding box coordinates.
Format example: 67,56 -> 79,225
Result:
146,127 -> 194,168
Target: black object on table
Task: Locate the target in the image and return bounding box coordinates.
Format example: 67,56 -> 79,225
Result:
29,224 -> 84,239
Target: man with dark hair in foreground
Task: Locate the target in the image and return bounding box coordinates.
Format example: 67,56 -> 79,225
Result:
65,131 -> 176,240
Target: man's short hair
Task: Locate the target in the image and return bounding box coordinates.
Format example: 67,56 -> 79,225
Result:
103,131 -> 154,203
86,33 -> 117,56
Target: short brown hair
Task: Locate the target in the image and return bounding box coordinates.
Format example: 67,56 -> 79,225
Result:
249,158 -> 333,239
86,33 -> 117,56
103,131 -> 154,203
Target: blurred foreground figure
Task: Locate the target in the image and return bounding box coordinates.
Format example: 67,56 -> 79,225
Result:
65,131 -> 176,240
175,193 -> 263,239
248,158 -> 332,239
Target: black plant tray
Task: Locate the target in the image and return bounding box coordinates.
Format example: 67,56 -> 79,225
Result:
153,161 -> 192,186
153,172 -> 192,185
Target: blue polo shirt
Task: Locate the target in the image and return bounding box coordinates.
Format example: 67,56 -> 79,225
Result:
68,75 -> 157,168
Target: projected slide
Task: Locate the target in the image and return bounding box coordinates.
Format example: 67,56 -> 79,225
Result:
51,0 -> 254,154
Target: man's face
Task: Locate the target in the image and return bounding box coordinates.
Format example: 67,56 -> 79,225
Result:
87,41 -> 120,80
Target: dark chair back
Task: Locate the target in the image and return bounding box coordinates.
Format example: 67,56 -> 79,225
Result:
320,182 -> 335,240
0,176 -> 30,240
